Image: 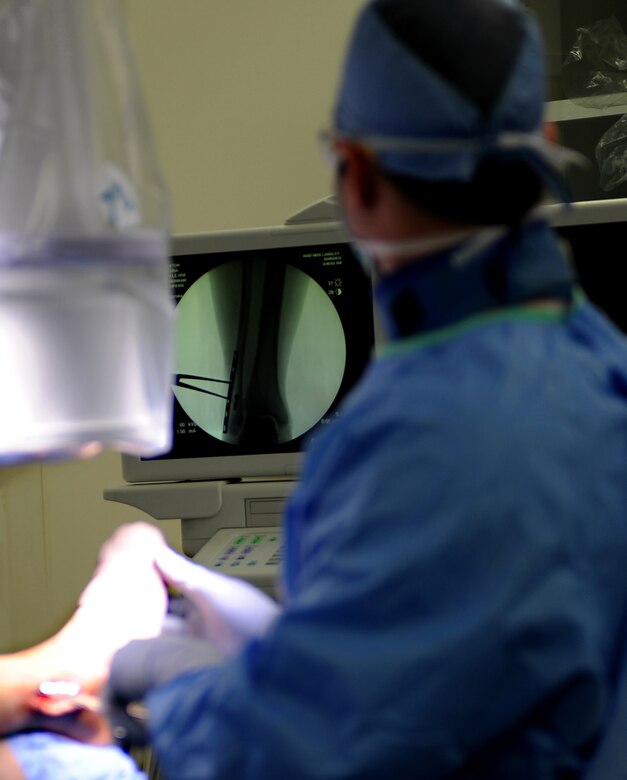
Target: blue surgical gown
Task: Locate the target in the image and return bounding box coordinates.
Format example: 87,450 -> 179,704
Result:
147,228 -> 627,778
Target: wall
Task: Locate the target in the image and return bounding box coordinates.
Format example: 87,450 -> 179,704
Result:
0,0 -> 364,653
123,0 -> 364,234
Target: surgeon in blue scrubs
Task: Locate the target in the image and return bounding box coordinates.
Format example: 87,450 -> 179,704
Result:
5,0 -> 627,778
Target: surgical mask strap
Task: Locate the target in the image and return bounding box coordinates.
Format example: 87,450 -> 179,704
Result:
353,204 -> 551,274
355,229 -> 480,263
352,225 -> 510,277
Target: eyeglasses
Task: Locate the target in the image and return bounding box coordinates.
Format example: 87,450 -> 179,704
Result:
317,129 -> 342,168
317,129 -> 379,168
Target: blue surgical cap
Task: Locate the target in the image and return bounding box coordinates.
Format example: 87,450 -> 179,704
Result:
333,0 -> 571,194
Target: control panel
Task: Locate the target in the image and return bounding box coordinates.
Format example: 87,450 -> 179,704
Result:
193,526 -> 283,593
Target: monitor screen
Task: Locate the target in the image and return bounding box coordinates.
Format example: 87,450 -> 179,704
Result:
122,223 -> 376,483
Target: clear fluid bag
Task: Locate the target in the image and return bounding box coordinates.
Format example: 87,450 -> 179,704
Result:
0,0 -> 175,463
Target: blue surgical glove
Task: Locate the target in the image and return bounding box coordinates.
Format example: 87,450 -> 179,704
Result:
156,547 -> 281,655
107,550 -> 281,748
106,633 -> 223,748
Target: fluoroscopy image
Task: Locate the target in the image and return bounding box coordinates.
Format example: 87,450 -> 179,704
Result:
173,257 -> 347,446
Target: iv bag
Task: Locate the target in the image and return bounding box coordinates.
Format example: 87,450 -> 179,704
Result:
0,0 -> 175,463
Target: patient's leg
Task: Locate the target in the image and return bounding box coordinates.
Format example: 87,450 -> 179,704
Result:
1,733 -> 147,780
0,523 -> 169,738
0,742 -> 25,780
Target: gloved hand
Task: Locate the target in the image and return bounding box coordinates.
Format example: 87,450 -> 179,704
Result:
106,634 -> 223,747
156,547 -> 281,656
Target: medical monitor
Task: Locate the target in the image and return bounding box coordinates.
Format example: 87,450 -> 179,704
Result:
122,223 -> 375,484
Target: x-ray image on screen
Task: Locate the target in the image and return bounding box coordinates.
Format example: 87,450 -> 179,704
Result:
122,232 -> 375,483
173,258 -> 346,447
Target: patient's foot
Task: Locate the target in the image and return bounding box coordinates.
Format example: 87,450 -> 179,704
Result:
0,523 -> 169,738
70,522 -> 170,683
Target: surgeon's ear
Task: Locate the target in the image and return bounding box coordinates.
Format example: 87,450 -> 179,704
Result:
543,120 -> 559,145
335,141 -> 379,212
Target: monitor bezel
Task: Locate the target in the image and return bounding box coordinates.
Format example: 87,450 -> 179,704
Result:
122,221 -> 373,484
